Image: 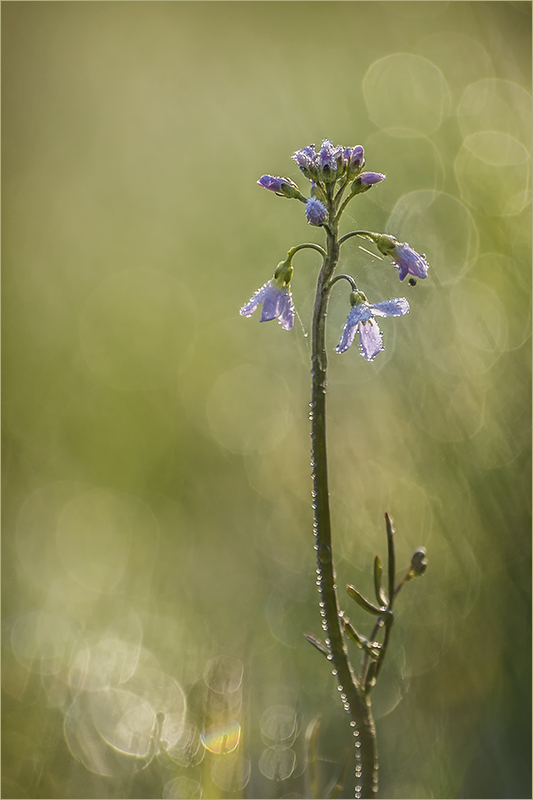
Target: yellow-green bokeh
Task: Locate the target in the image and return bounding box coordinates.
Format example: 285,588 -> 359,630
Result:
2,2 -> 531,798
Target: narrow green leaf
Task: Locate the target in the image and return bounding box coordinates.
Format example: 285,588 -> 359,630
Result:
304,633 -> 330,658
305,716 -> 322,799
346,584 -> 384,616
343,618 -> 381,658
385,512 -> 396,604
324,748 -> 351,799
373,554 -> 383,604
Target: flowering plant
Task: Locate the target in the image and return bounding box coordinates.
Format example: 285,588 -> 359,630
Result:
241,139 -> 429,798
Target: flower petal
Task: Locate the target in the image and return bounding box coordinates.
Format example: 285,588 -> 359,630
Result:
336,322 -> 358,354
394,243 -> 429,281
277,291 -> 295,330
358,320 -> 383,361
240,281 -> 272,317
346,304 -> 373,326
260,284 -> 285,322
370,298 -> 410,317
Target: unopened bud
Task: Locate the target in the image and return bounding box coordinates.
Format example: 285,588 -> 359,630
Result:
409,548 -> 427,577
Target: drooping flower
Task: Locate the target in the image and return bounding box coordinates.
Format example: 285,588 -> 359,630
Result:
257,174 -> 302,199
336,292 -> 410,360
375,234 -> 429,281
240,258 -> 295,330
305,197 -> 328,226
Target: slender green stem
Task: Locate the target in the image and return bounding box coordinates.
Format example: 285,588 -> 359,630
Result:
288,242 -> 327,259
338,230 -> 379,247
327,273 -> 358,293
310,196 -> 378,798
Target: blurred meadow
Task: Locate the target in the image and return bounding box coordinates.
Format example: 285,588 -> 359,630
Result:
2,2 -> 531,798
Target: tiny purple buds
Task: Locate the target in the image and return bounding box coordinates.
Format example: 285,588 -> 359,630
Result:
305,197 -> 328,226
349,172 -> 386,196
336,292 -> 410,360
293,139 -> 345,183
257,174 -> 303,200
240,257 -> 295,331
317,138 -> 343,181
344,145 -> 365,178
376,234 -> 429,281
292,145 -> 319,180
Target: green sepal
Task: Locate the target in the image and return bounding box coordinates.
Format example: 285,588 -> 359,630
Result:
273,256 -> 294,286
346,584 -> 386,616
304,633 -> 330,659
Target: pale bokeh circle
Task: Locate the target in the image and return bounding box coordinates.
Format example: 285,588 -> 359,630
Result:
457,78 -> 532,149
80,268 -> 197,391
56,490 -> 133,593
11,611 -> 80,675
362,130 -> 445,212
16,482 -> 159,602
415,32 -> 494,95
164,776 -> 202,799
363,54 -> 451,136
419,280 -> 507,378
206,364 -> 291,454
455,132 -> 531,216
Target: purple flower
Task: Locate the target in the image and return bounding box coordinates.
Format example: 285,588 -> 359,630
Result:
343,145 -> 365,177
305,197 -> 328,226
257,174 -> 301,199
240,258 -> 295,331
376,234 -> 429,281
350,172 -> 386,196
293,139 -> 344,182
336,294 -> 410,360
292,145 -> 318,180
240,281 -> 295,330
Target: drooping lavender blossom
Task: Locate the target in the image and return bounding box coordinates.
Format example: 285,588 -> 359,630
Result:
336,293 -> 410,360
376,234 -> 429,281
305,197 -> 328,226
257,174 -> 302,199
240,259 -> 295,330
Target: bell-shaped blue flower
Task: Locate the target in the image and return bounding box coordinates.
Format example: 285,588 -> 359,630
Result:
376,234 -> 429,281
336,292 -> 410,361
240,258 -> 295,331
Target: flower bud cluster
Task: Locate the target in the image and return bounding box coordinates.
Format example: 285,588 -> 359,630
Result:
292,139 -> 366,184
245,139 -> 430,360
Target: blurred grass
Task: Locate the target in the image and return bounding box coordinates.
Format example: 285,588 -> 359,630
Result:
2,2 -> 531,798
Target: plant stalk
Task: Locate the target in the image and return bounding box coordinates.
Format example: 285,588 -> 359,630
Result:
310,213 -> 378,798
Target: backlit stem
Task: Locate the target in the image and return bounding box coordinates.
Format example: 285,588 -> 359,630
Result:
310,197 -> 378,798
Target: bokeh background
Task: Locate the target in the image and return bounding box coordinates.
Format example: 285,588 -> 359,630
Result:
2,2 -> 531,798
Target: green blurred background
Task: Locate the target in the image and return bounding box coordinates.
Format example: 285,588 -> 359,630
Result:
2,2 -> 531,798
